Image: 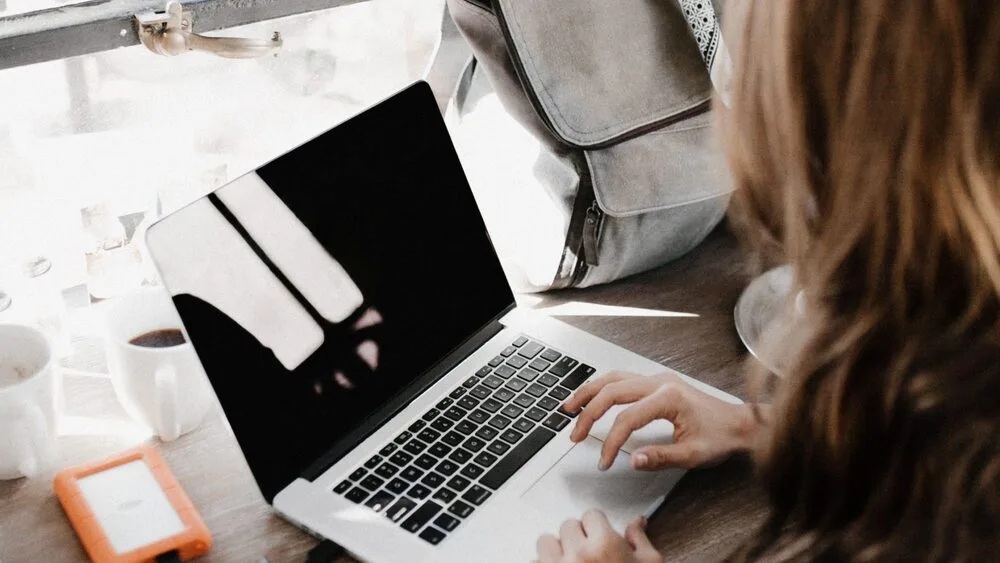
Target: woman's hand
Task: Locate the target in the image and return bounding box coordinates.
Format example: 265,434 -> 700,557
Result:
563,371 -> 762,471
536,511 -> 662,563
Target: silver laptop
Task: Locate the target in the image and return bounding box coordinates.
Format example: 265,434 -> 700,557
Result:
145,82 -> 739,562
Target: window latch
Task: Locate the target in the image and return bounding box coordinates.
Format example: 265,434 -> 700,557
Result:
135,2 -> 282,59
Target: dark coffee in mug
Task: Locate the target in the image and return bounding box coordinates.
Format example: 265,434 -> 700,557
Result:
129,328 -> 186,348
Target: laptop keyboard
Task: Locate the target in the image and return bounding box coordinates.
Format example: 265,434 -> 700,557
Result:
331,336 -> 595,545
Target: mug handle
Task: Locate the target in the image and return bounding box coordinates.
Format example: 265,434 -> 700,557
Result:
11,402 -> 49,478
154,365 -> 182,442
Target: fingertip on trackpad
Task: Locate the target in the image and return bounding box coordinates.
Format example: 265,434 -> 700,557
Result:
520,436 -> 685,532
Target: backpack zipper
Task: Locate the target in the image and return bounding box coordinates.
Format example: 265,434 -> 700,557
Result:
581,200 -> 603,267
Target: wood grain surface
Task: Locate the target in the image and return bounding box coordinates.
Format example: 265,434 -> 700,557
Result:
0,226 -> 769,562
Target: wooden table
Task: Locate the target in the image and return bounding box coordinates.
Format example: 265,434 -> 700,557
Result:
0,226 -> 768,562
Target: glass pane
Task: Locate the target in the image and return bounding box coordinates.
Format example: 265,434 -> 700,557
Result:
0,0 -> 444,364
1,0 -> 89,17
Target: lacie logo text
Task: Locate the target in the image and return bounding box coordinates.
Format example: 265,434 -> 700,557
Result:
117,499 -> 143,511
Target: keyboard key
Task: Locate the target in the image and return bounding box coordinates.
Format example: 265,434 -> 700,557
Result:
387,478 -> 410,494
401,466 -> 425,482
460,463 -> 484,479
433,487 -> 457,504
514,394 -> 535,408
375,463 -> 400,479
444,407 -> 467,421
473,451 -> 498,467
386,497 -> 418,522
468,409 -> 490,425
364,455 -> 383,469
449,387 -> 467,399
525,407 -> 548,422
449,448 -> 472,464
494,365 -> 516,379
346,487 -> 369,504
389,452 -> 413,467
408,420 -> 427,433
475,426 -> 499,441
501,404 -> 524,419
349,468 -> 367,481
415,454 -> 438,470
401,500 -> 443,533
436,460 -> 460,476
431,417 -> 455,432
404,440 -> 428,455
557,404 -> 579,419
549,387 -> 571,400
540,349 -> 562,362
462,437 -> 486,452
422,472 -> 446,488
543,412 -> 571,432
513,418 -> 535,433
434,514 -> 461,531
482,375 -> 504,389
446,475 -> 472,492
488,414 -> 512,429
457,396 -> 480,411
429,443 -> 453,458
462,485 -> 492,505
501,346 -> 517,357
480,398 -> 503,413
561,364 -> 597,390
488,356 -> 504,367
365,490 -> 395,512
449,501 -> 475,518
417,429 -> 441,443
442,431 -> 464,447
548,356 -> 579,377
537,396 -> 560,410
506,356 -> 528,369
512,336 -> 529,347
470,385 -> 491,400
419,527 -> 447,545
437,398 -> 454,410
518,342 -> 544,359
493,388 -> 516,402
422,409 -> 440,422
475,366 -> 492,378
500,429 -> 524,444
505,378 -> 527,392
525,383 -> 547,398
517,368 -> 539,382
538,373 -> 560,387
394,432 -> 412,445
455,420 -> 477,435
463,376 -> 480,388
407,484 -> 432,500
360,475 -> 385,491
334,480 -> 352,494
487,440 -> 510,456
480,427 -> 556,490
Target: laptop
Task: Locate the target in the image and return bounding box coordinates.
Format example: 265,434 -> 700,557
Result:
145,82 -> 739,562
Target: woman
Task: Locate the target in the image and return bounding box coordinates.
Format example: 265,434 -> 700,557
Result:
536,0 -> 1000,560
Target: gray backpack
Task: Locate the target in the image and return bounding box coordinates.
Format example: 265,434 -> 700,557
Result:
445,0 -> 732,291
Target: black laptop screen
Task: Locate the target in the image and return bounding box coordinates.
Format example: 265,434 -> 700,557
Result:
153,84 -> 514,502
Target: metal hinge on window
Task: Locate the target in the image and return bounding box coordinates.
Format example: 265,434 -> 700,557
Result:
135,2 -> 283,59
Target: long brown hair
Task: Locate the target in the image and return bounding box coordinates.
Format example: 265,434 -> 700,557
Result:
721,0 -> 1000,559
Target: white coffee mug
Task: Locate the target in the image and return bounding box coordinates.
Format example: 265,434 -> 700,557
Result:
105,289 -> 213,441
0,324 -> 58,480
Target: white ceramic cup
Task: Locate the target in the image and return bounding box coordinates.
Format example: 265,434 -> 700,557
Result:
0,324 -> 58,480
105,289 -> 213,441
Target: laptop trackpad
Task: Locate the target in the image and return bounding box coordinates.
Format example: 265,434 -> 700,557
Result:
520,437 -> 684,532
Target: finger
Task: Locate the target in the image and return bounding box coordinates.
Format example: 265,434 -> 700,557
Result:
536,534 -> 563,562
570,379 -> 661,442
632,444 -> 698,470
559,519 -> 587,551
580,509 -> 613,539
600,385 -> 681,469
625,516 -> 656,552
563,371 -> 631,413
